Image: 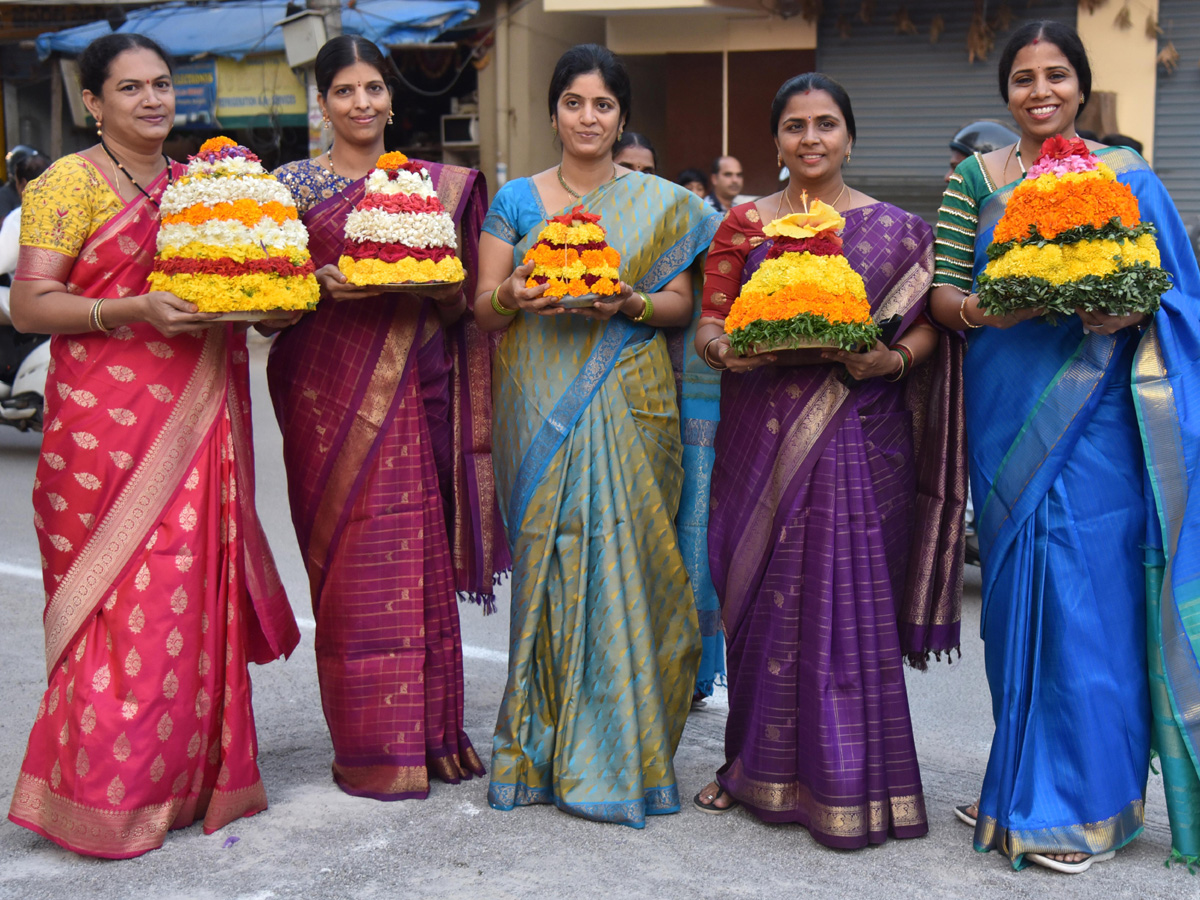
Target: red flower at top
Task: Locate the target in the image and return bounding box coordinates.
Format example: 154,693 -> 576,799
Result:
1040,134 -> 1090,161
550,205 -> 602,226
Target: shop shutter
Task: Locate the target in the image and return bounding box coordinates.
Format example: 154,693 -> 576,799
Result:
1155,0 -> 1200,220
814,1 -> 1076,223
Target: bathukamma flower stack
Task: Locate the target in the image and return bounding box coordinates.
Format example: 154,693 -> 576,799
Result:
523,206 -> 621,299
338,152 -> 464,285
150,136 -> 319,313
977,135 -> 1170,317
724,196 -> 879,355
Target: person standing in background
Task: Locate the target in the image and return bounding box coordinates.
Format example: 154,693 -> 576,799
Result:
707,155 -> 744,213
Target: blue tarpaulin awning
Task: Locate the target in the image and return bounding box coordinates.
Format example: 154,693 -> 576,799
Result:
36,0 -> 479,61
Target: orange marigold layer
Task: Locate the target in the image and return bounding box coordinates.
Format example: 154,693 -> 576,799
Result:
376,151 -> 409,170
725,284 -> 873,333
994,178 -> 1141,243
524,244 -> 620,269
199,136 -> 238,153
163,199 -> 297,227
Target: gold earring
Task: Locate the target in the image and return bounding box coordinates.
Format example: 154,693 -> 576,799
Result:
322,117 -> 331,130
845,149 -> 852,163
387,108 -> 394,125
618,129 -> 623,141
95,119 -> 103,138
777,153 -> 783,168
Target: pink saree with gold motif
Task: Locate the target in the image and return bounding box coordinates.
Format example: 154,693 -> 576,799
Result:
7,161 -> 298,858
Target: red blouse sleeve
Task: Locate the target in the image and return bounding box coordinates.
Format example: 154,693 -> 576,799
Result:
701,204 -> 765,321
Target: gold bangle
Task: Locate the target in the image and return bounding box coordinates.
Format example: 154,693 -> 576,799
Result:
491,285 -> 518,317
702,334 -> 727,370
959,294 -> 982,329
631,290 -> 653,324
883,349 -> 907,382
90,298 -> 111,334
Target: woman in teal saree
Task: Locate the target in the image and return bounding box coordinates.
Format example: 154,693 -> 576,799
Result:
474,44 -> 719,827
932,21 -> 1200,873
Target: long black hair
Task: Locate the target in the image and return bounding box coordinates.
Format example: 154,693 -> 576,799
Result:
769,72 -> 856,143
998,20 -> 1092,111
547,44 -> 631,126
79,33 -> 173,95
314,35 -> 394,97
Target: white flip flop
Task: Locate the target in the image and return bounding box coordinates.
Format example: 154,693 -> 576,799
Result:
1026,850 -> 1116,874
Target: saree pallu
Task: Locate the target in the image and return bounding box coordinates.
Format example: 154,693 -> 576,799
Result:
705,203 -> 964,849
678,284 -> 725,699
962,147 -> 1200,866
267,161 -> 504,800
9,170 -> 297,858
484,172 -> 719,827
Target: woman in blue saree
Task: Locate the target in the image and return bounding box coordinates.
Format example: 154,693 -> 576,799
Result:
474,44 -> 719,827
932,21 -> 1200,873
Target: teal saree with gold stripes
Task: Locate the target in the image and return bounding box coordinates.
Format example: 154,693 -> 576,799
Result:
481,172 -> 720,826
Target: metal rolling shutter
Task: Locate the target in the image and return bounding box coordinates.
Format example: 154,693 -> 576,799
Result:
1155,0 -> 1200,219
814,1 -> 1076,223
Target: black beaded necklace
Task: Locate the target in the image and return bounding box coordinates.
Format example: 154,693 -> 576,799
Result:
100,139 -> 172,206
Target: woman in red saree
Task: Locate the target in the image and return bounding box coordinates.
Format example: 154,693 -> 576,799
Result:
269,36 -> 505,800
6,35 -> 298,859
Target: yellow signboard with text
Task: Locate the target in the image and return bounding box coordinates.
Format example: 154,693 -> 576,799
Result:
215,56 -> 306,128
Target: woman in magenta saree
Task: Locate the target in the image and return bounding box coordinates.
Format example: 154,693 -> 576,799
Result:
7,35 -> 297,858
269,40 -> 505,801
694,75 -> 965,848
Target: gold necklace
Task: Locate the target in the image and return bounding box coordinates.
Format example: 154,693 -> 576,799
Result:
557,163 -> 616,200
777,182 -> 850,219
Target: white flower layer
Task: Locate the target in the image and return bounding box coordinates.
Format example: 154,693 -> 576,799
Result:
158,218 -> 309,251
365,167 -> 435,198
344,209 -> 457,249
160,177 -> 296,216
186,156 -> 269,179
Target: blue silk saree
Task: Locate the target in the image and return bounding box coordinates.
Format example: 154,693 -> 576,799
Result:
962,147 -> 1200,866
482,172 -> 720,826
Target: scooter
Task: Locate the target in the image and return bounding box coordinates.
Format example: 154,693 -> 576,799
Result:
0,325 -> 48,433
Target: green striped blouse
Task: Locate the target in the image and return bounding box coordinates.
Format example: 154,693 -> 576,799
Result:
933,152 -> 999,293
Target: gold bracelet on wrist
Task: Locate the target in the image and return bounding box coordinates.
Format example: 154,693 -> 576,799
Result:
959,294 -> 982,329
702,335 -> 727,370
491,285 -> 518,317
90,298 -> 112,334
631,291 -> 654,324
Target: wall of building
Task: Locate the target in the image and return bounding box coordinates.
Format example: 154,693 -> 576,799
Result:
1077,0 -> 1159,161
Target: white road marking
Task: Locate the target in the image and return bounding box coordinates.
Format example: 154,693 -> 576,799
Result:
0,561 -> 42,580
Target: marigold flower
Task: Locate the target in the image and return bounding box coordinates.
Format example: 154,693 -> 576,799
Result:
376,151 -> 410,170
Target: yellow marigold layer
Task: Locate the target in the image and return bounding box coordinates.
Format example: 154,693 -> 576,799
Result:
994,166 -> 1140,243
984,234 -> 1160,284
535,222 -> 607,245
726,253 -> 870,333
147,272 -> 319,312
163,200 -> 297,227
158,242 -> 310,263
531,277 -> 618,298
337,256 -> 465,285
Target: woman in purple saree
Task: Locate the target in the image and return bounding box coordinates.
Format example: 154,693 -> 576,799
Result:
268,37 -> 507,801
693,74 -> 965,848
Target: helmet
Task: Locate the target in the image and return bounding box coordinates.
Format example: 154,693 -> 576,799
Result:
949,121 -> 1018,157
5,145 -> 40,170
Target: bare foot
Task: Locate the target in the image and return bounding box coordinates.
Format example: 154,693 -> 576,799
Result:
1044,852 -> 1089,864
697,781 -> 734,810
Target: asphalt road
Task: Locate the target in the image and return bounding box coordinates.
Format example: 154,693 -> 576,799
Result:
0,335 -> 1187,899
